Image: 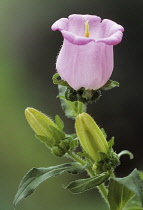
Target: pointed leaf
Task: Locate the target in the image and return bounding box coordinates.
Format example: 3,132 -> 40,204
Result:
64,172 -> 109,194
108,178 -> 135,210
115,169 -> 143,206
139,171 -> 143,180
125,196 -> 143,210
55,115 -> 64,130
13,162 -> 86,207
58,85 -> 86,119
108,169 -> 143,210
59,96 -> 86,119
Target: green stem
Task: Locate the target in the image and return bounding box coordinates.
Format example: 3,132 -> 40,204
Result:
97,184 -> 109,207
68,152 -> 109,208
68,152 -> 86,165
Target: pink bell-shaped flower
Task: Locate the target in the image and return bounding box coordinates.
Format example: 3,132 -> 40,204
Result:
52,14 -> 124,90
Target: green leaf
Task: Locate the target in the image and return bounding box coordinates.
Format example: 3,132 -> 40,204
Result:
59,95 -> 86,119
124,196 -> 143,210
52,73 -> 69,87
125,205 -> 143,210
139,171 -> 143,180
58,85 -> 87,119
13,162 -> 86,207
64,172 -> 109,194
35,134 -> 53,148
108,169 -> 143,210
101,80 -> 119,91
55,115 -> 64,130
108,178 -> 135,210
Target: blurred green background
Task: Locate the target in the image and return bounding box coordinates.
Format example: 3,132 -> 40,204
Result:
1,0 -> 143,209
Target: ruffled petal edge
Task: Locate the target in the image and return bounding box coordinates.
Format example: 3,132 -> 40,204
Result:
97,31 -> 124,45
51,18 -> 68,31
61,30 -> 95,45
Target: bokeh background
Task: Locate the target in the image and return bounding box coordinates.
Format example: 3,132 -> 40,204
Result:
1,0 -> 143,209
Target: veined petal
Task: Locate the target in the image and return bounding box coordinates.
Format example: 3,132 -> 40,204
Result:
68,14 -> 101,37
61,30 -> 94,45
97,31 -> 123,45
56,40 -> 113,90
51,18 -> 68,31
97,19 -> 124,45
52,14 -> 124,90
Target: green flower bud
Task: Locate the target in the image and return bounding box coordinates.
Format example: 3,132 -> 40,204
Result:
25,107 -> 64,141
52,139 -> 71,157
51,146 -> 65,157
75,113 -> 108,161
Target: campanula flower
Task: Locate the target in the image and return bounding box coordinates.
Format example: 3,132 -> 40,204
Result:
51,14 -> 124,90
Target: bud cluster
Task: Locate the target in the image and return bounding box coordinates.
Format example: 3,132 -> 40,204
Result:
25,108 -> 72,157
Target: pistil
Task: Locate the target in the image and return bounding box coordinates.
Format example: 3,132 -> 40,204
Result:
84,21 -> 90,37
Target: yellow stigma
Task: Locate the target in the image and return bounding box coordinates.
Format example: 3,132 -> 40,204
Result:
84,21 -> 90,37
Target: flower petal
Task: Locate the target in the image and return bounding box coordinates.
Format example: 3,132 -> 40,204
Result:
68,14 -> 101,37
97,31 -> 123,45
61,30 -> 94,45
56,40 -> 113,90
97,19 -> 124,45
51,18 -> 68,31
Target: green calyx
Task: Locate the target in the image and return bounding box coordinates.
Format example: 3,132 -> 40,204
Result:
52,73 -> 119,105
94,150 -> 120,174
65,87 -> 101,104
51,138 -> 71,157
93,137 -> 120,174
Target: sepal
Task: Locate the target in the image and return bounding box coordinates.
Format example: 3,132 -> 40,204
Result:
35,134 -> 54,148
101,79 -> 119,90
52,73 -> 70,87
55,115 -> 64,130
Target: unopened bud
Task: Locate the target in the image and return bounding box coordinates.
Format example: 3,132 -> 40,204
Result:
75,113 -> 108,161
25,107 -> 64,141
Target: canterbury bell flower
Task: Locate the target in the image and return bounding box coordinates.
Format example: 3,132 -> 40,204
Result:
51,14 -> 124,90
75,113 -> 108,161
